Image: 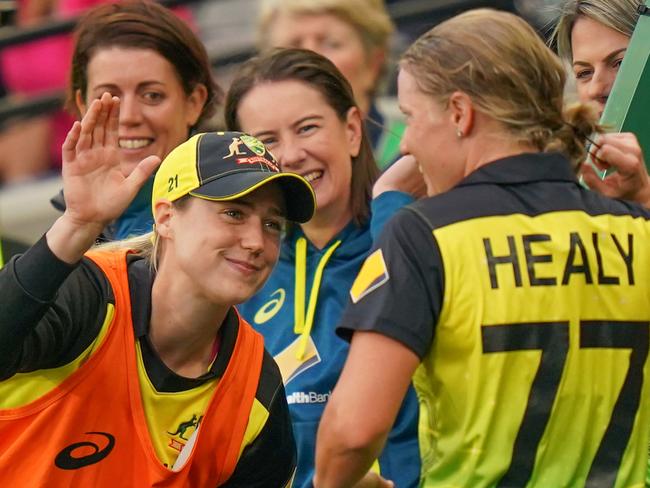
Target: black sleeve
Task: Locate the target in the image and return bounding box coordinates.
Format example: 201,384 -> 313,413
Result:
337,207 -> 445,359
0,235 -> 110,380
222,352 -> 296,488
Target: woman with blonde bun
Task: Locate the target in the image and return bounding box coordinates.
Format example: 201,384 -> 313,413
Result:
316,8 -> 650,487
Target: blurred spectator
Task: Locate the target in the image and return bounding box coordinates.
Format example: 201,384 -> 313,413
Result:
0,0 -> 74,184
0,0 -> 194,185
551,0 -> 650,209
514,0 -> 563,31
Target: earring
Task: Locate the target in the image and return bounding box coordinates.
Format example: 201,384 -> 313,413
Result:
456,128 -> 464,138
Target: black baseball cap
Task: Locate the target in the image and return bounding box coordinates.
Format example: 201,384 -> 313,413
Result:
152,131 -> 315,222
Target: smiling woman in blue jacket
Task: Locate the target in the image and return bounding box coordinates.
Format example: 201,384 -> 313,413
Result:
225,48 -> 420,488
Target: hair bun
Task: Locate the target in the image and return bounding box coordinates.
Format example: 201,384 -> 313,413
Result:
544,102 -> 602,167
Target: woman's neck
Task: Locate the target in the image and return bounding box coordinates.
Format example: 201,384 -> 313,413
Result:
149,270 -> 228,378
358,96 -> 370,119
465,119 -> 539,176
301,204 -> 354,249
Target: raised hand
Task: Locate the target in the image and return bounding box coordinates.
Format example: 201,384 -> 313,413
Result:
581,132 -> 650,208
62,92 -> 161,228
47,92 -> 161,263
373,155 -> 428,199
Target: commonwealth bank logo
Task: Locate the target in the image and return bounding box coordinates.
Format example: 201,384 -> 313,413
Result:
350,249 -> 389,303
275,335 -> 321,385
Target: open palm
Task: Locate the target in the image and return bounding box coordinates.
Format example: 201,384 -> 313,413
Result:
61,92 -> 160,229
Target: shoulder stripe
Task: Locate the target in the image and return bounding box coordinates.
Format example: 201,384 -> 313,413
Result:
255,351 -> 283,409
350,249 -> 390,304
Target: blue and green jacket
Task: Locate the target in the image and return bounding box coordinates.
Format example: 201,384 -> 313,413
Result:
237,191 -> 420,488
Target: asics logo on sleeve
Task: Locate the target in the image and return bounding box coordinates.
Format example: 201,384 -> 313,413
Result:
54,432 -> 115,470
254,288 -> 286,324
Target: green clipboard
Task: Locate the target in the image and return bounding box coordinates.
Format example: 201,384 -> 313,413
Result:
597,1 -> 650,174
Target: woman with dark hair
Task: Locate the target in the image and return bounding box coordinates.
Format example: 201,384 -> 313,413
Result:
226,48 -> 420,488
552,0 -> 650,208
51,0 -> 221,239
256,0 -> 403,169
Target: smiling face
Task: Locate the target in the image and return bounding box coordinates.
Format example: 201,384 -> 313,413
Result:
235,79 -> 361,222
267,12 -> 380,112
77,47 -> 206,176
571,16 -> 630,117
398,69 -> 465,196
157,184 -> 286,306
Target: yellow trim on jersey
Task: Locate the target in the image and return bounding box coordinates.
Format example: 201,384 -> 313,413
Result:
240,398 -> 269,458
416,211 -> 650,487
285,467 -> 297,487
0,303 -> 115,409
135,342 -> 215,467
135,342 -> 272,467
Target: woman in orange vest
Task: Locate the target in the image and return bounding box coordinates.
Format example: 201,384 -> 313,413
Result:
0,93 -> 315,486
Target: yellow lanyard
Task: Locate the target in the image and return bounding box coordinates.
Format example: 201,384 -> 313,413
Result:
294,236 -> 341,360
0,235 -> 4,268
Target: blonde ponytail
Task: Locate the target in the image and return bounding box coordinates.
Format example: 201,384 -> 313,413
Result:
93,232 -> 160,270
544,103 -> 603,168
402,9 -> 608,167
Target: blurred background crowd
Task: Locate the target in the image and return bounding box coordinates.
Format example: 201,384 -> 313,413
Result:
0,0 -> 571,251
2,1 -> 649,485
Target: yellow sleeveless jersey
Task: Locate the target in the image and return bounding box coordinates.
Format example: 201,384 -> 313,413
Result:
341,153 -> 650,487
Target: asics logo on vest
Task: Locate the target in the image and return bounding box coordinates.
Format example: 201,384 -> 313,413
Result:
254,288 -> 285,324
54,432 -> 115,470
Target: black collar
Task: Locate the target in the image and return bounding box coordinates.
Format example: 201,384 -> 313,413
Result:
458,152 -> 578,187
127,256 -> 239,392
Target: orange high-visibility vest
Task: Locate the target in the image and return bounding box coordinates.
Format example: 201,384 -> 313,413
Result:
0,250 -> 264,487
